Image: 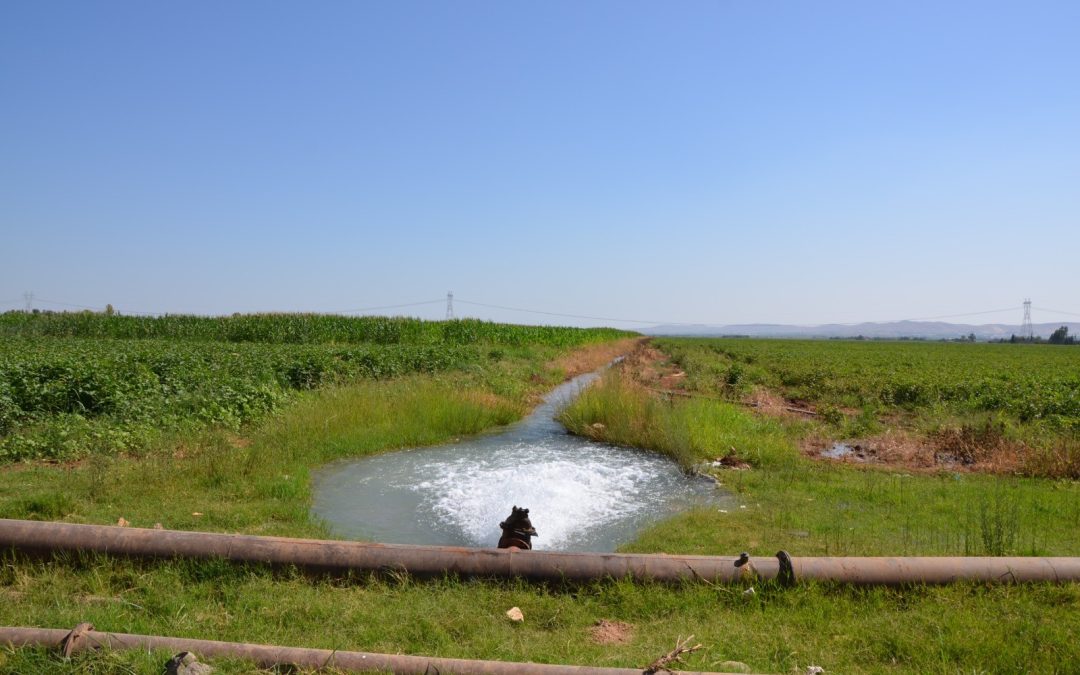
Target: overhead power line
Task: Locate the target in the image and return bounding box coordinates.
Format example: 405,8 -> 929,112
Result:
36,297 -> 161,316
456,300 -> 1031,328
1034,306 -> 1080,318
339,299 -> 446,314
899,306 -> 1021,322
32,297 -> 101,311
454,299 -> 685,325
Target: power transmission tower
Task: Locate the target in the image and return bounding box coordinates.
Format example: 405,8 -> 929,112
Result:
23,291 -> 33,312
1021,299 -> 1033,340
445,291 -> 454,320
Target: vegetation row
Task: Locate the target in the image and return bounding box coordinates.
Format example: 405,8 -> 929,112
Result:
0,311 -> 630,347
0,337 -> 483,462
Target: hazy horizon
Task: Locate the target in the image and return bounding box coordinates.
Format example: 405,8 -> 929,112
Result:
3,2 -> 1079,328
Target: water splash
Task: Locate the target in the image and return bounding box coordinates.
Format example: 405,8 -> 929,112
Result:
311,368 -> 726,552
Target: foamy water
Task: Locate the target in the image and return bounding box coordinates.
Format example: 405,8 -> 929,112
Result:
311,368 -> 726,552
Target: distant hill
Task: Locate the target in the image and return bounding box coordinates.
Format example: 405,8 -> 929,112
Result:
644,320 -> 1080,341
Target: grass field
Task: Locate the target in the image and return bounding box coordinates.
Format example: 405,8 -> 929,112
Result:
2,327 -> 1079,673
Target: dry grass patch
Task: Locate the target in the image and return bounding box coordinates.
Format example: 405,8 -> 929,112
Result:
744,386 -> 820,420
549,337 -> 644,380
930,422 -> 1025,471
617,342 -> 680,387
1021,438 -> 1080,480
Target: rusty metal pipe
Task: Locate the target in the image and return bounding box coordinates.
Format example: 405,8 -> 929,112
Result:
791,556 -> 1079,585
0,519 -> 766,583
2,519 -> 1079,585
0,626 -> 746,674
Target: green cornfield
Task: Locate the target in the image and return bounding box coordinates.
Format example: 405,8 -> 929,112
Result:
0,311 -> 628,347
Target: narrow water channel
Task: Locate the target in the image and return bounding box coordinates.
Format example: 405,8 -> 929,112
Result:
311,367 -> 726,552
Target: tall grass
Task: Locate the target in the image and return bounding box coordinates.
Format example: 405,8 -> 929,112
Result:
557,372 -> 794,470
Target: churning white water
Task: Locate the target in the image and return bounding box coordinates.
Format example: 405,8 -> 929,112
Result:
311,368 -> 726,552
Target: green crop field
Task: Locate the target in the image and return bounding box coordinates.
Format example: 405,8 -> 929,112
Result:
658,338 -> 1080,429
638,338 -> 1080,480
2,328 -> 1079,674
0,313 -> 630,462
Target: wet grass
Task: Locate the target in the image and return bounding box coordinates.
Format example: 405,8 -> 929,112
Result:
558,371 -> 797,470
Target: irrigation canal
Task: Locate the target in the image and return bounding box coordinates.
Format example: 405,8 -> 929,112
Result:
311,367 -> 728,552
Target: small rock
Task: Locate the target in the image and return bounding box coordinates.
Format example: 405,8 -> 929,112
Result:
742,587 -> 756,598
116,518 -> 129,527
164,651 -> 214,675
505,607 -> 524,622
718,661 -> 752,673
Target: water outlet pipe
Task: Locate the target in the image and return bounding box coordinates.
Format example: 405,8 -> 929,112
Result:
1,519 -> 1078,585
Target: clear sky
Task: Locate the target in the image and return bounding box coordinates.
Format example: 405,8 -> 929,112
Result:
2,1 -> 1078,327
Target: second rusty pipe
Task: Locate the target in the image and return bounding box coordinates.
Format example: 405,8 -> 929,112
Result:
2,519 -> 1079,585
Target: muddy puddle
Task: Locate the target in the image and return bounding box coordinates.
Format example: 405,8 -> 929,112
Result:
821,442 -> 871,461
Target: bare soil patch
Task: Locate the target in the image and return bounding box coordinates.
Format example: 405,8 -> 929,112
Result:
803,426 -> 1028,475
551,337 -> 645,380
803,431 -> 934,469
617,341 -> 686,389
589,619 -> 634,645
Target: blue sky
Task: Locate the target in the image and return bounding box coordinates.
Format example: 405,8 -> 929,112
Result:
2,1 -> 1078,327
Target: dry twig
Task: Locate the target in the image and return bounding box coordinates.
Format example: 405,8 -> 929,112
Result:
644,634 -> 703,673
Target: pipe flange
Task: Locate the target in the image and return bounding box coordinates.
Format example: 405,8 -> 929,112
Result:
776,550 -> 796,587
60,622 -> 94,658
